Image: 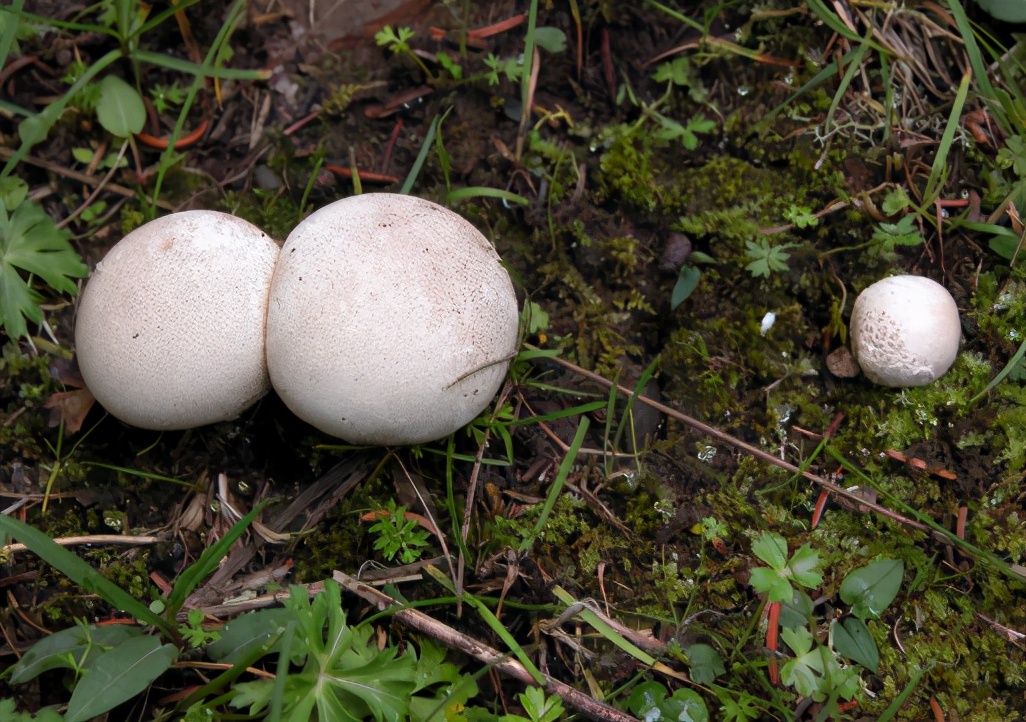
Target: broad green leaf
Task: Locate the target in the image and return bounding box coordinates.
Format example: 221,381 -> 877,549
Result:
206,607 -> 294,664
627,681 -> 669,717
230,580 -> 418,721
751,532 -> 788,569
832,617 -> 879,672
9,623 -> 140,684
749,566 -> 791,602
686,643 -> 725,685
0,699 -> 63,722
95,74 -> 145,137
840,558 -> 904,619
533,27 -> 566,54
778,588 -> 814,629
663,688 -> 709,722
787,543 -> 823,590
64,635 -> 177,722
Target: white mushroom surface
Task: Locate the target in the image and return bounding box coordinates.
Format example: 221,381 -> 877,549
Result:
265,193 -> 520,445
75,211 -> 279,429
850,274 -> 961,387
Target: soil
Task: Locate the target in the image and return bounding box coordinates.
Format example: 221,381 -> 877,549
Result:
2,2 -> 1026,721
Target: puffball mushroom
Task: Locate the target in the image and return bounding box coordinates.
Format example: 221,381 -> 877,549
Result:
75,211 -> 279,430
849,274 -> 961,387
265,193 -> 520,445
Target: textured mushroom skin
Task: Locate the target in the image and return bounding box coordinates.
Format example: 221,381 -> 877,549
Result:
75,211 -> 279,429
850,275 -> 960,387
266,194 -> 519,445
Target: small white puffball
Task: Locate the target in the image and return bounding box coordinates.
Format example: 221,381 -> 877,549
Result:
850,275 -> 961,387
75,211 -> 279,430
265,193 -> 520,446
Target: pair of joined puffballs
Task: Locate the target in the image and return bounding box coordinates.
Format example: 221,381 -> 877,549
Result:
74,194 -> 520,445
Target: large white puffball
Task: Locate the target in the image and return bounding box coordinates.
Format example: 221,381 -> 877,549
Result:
850,275 -> 961,387
75,211 -> 279,429
265,194 -> 519,445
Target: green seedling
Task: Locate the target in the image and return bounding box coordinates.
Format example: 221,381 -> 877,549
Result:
501,686 -> 566,722
369,499 -> 432,564
748,531 -> 823,602
743,238 -> 798,279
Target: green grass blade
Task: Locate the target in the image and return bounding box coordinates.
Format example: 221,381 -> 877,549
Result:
518,417 -> 589,555
550,586 -> 656,665
968,338 -> 1026,405
824,26 -> 873,137
164,498 -> 272,615
0,513 -> 174,637
446,186 -> 529,206
923,68 -> 972,205
132,50 -> 270,80
424,565 -> 546,686
401,114 -> 440,195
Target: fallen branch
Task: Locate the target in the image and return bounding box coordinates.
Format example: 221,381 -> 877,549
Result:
333,570 -> 639,722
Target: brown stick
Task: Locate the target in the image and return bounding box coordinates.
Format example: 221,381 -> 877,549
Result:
333,570 -> 639,722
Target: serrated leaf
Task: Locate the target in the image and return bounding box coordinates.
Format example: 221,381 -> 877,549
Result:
751,532 -> 788,569
64,635 -> 177,722
0,199 -> 89,339
95,74 -> 145,137
832,617 -> 879,672
839,558 -> 904,619
881,188 -> 911,215
750,567 -> 792,602
787,543 -> 823,590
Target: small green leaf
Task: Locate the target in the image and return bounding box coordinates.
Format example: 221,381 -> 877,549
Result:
64,635 -> 177,722
95,75 -> 145,137
663,688 -> 709,722
627,681 -> 668,717
778,588 -> 815,629
671,264 -> 701,309
686,643 -> 725,684
832,617 -> 879,672
787,543 -> 823,590
533,27 -> 566,54
751,532 -> 788,569
881,187 -> 912,215
71,147 -> 95,164
839,558 -> 904,619
750,567 -> 792,602
0,177 -> 27,210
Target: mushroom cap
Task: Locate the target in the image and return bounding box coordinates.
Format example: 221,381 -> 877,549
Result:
75,210 -> 279,430
850,275 -> 961,387
265,193 -> 520,445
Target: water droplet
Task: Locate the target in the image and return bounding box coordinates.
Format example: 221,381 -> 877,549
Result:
737,85 -> 750,96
